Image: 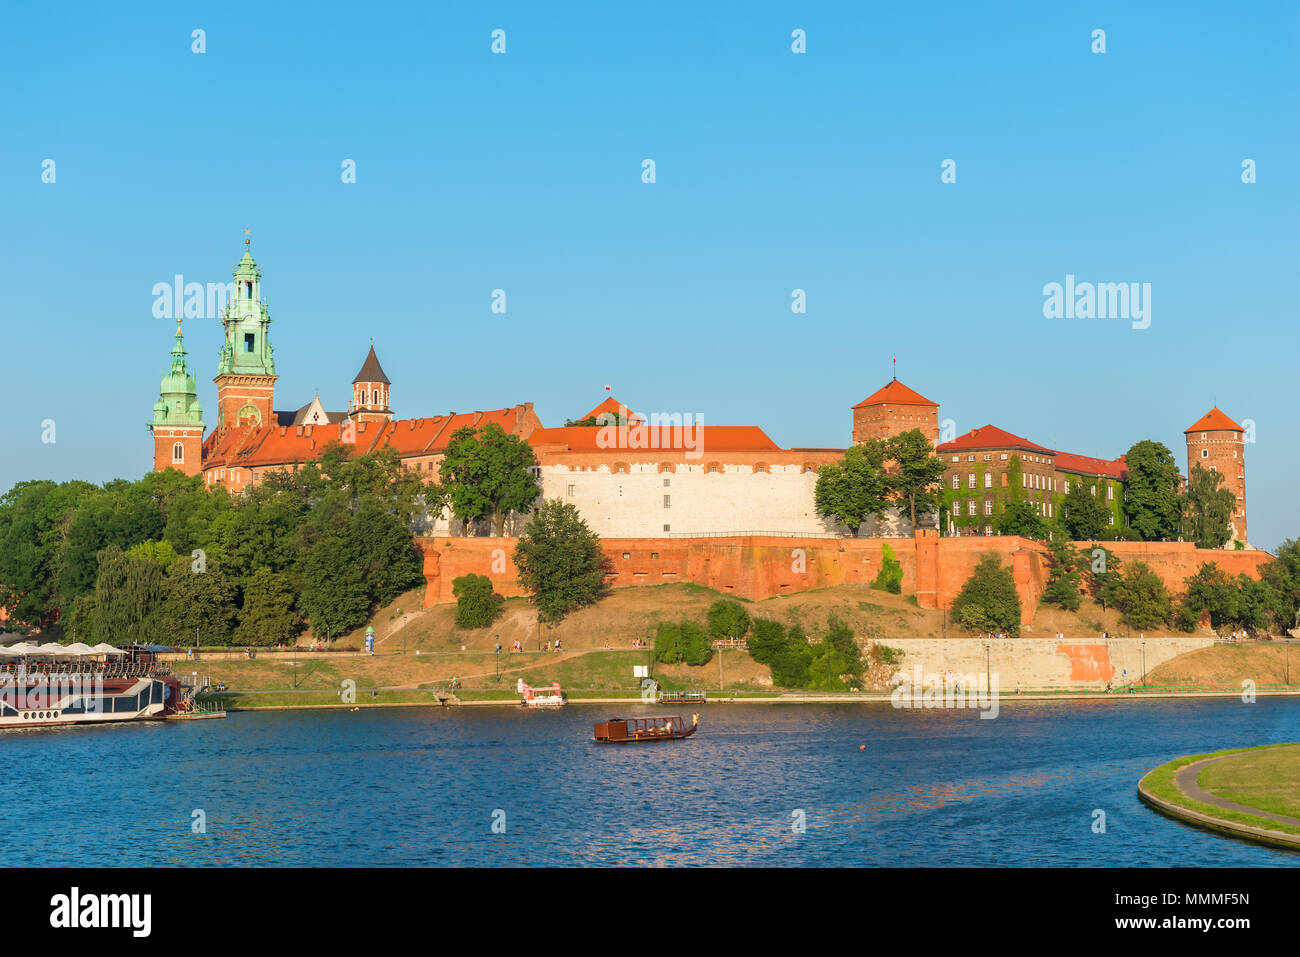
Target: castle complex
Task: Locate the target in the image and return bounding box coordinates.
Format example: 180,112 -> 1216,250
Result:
149,243 -> 1250,548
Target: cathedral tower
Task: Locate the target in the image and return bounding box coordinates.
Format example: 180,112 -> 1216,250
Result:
214,236 -> 277,433
349,343 -> 393,424
149,317 -> 206,476
1184,408 -> 1247,546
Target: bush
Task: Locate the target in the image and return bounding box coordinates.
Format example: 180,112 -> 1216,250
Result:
680,620 -> 714,666
1114,561 -> 1172,630
654,620 -> 682,664
452,573 -> 502,629
748,618 -> 787,665
950,554 -> 1022,637
707,600 -> 750,642
872,543 -> 903,594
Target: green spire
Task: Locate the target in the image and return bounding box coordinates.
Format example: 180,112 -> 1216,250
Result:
217,235 -> 276,377
150,319 -> 205,429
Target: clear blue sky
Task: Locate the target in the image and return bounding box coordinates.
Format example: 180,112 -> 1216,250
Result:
2,1 -> 1296,550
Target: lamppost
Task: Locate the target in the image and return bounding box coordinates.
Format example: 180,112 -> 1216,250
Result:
1140,640 -> 1146,690
495,636 -> 501,679
985,642 -> 991,690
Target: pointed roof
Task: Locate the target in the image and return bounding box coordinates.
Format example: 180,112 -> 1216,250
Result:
582,397 -> 645,424
353,344 -> 390,384
852,379 -> 938,409
936,425 -> 1056,455
1184,407 -> 1243,434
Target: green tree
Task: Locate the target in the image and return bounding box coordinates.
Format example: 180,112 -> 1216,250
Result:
814,440 -> 891,535
1181,464 -> 1236,549
707,600 -> 750,642
513,499 -> 610,624
237,567 -> 301,646
872,542 -> 903,593
679,620 -> 714,665
1060,476 -> 1111,540
1114,561 -> 1172,630
1041,538 -> 1084,611
92,544 -> 168,645
951,554 -> 1022,637
885,429 -> 946,530
452,573 -> 502,629
1081,544 -> 1123,611
441,423 -> 541,536
1260,539 -> 1300,634
747,618 -> 787,665
654,619 -> 682,664
160,558 -> 237,646
997,500 -> 1048,539
1122,440 -> 1182,541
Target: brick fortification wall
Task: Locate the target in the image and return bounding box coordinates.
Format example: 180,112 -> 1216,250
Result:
418,533 -> 1273,621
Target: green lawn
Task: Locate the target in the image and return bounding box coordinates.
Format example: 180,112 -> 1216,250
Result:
1140,745 -> 1300,839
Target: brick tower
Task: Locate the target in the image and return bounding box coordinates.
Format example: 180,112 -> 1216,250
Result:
851,378 -> 940,447
214,236 -> 277,433
348,343 -> 393,424
1184,407 -> 1247,546
148,317 -> 206,475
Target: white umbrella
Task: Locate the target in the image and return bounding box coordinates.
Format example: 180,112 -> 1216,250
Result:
8,642 -> 41,655
36,642 -> 71,657
91,643 -> 126,656
64,642 -> 96,656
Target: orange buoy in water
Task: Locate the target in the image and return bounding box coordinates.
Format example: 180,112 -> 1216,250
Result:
859,745 -> 866,751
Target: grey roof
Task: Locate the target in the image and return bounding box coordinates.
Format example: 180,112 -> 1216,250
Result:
352,344 -> 391,385
274,403 -> 347,427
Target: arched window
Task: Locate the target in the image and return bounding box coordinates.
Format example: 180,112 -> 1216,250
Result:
172,442 -> 184,463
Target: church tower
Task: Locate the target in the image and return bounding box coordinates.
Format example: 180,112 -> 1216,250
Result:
149,317 -> 206,476
214,236 -> 277,433
348,343 -> 393,424
1184,407 -> 1248,546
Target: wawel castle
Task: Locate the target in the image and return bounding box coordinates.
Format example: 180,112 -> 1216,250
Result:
150,244 -> 1250,547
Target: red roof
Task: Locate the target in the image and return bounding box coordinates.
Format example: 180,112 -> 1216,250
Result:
936,425 -> 1057,455
1184,407 -> 1243,434
852,379 -> 939,409
529,424 -> 780,455
581,397 -> 645,424
203,406 -> 533,471
1055,452 -> 1127,480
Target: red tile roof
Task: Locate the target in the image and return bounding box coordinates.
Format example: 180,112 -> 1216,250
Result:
581,397 -> 645,424
1184,407 -> 1243,434
529,424 -> 781,455
1055,452 -> 1127,480
852,379 -> 939,409
936,425 -> 1057,455
203,406 -> 533,471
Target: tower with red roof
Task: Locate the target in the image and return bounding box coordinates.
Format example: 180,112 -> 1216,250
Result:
1184,407 -> 1247,545
851,378 -> 940,447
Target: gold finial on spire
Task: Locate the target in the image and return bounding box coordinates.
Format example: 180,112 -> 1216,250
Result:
245,228 -> 251,248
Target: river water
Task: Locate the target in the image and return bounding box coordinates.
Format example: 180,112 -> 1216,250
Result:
5,698 -> 1298,866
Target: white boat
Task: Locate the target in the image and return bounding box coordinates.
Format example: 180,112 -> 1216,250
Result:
518,678 -> 567,708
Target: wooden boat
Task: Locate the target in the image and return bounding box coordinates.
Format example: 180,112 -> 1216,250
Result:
593,713 -> 699,743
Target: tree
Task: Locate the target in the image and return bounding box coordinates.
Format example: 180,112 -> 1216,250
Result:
814,440 -> 891,535
237,568 -> 301,646
747,618 -> 787,665
950,554 -> 1022,637
1181,464 -> 1235,549
1122,440 -> 1182,541
872,542 -> 903,593
452,573 -> 502,629
1060,476 -> 1111,540
1180,561 -> 1235,628
513,499 -> 610,624
885,429 -> 946,530
1260,539 -> 1300,634
160,557 -> 237,646
654,620 -> 682,664
679,620 -> 714,665
1041,538 -> 1084,611
441,423 -> 540,536
707,600 -> 750,643
997,500 -> 1048,539
92,544 -> 168,646
1081,544 -> 1123,611
1114,561 -> 1172,630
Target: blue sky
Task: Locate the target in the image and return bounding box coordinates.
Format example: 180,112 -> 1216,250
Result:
2,1 -> 1296,550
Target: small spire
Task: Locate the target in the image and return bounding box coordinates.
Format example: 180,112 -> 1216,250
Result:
245,228 -> 251,249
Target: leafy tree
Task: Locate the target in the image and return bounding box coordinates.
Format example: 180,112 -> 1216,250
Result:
1080,544 -> 1123,610
885,429 -> 946,530
747,618 -> 787,665
951,554 -> 1022,637
824,614 -> 863,678
452,573 -> 502,629
1179,561 -> 1235,628
654,619 -> 682,664
92,544 -> 168,645
1181,464 -> 1235,549
1041,538 -> 1084,611
237,568 -> 301,646
1114,561 -> 1172,630
1260,539 -> 1300,634
160,558 -> 237,646
679,620 -> 714,666
872,542 -> 903,593
814,440 -> 891,535
1122,440 -> 1182,541
513,499 -> 610,624
128,539 -> 180,568
770,624 -> 814,687
441,423 -> 540,536
1060,476 -> 1111,540
997,500 -> 1048,540
707,600 -> 750,642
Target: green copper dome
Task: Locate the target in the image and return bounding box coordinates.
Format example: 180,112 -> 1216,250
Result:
149,321 -> 206,430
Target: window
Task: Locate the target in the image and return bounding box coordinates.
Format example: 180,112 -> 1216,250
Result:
244,332 -> 255,352
622,552 -> 631,559
663,524 -> 670,532
1001,473 -> 1007,487
663,495 -> 671,508
967,473 -> 976,489
984,525 -> 993,536
1202,448 -> 1209,458
1109,514 -> 1115,525
951,456 -> 959,463
1000,453 -> 1008,460
566,484 -> 575,497
244,281 -> 253,299
1064,479 -> 1070,494
663,478 -> 670,487
1201,433 -> 1207,440
967,455 -> 976,462
967,500 -> 977,516
984,473 -> 992,488
952,475 -> 960,489
983,454 -> 992,462
651,552 -> 658,560
172,442 -> 184,463
1107,486 -> 1113,500
1090,485 -> 1096,496
984,500 -> 993,515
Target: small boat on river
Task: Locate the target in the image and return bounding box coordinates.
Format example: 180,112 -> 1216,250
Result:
593,713 -> 699,743
518,679 -> 566,708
